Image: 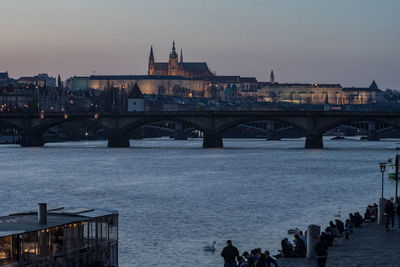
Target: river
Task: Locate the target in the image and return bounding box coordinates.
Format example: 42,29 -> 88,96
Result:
0,137 -> 398,266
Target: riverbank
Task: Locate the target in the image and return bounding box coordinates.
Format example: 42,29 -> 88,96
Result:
278,221 -> 400,266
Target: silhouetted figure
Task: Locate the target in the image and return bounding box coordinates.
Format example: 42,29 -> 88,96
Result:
315,234 -> 328,267
329,221 -> 339,236
242,251 -> 255,267
385,200 -> 395,230
221,240 -> 239,267
237,256 -> 246,267
324,228 -> 334,247
293,234 -> 306,257
255,253 -> 267,267
280,238 -> 293,258
298,231 -> 307,247
264,251 -> 278,267
397,198 -> 400,229
335,219 -> 344,234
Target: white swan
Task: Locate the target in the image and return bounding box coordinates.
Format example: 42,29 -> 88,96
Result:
204,241 -> 216,252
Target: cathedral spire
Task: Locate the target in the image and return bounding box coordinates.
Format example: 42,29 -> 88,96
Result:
169,40 -> 178,59
270,70 -> 275,83
180,49 -> 183,63
149,46 -> 154,61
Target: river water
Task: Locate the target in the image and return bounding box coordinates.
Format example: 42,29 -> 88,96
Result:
0,137 -> 398,266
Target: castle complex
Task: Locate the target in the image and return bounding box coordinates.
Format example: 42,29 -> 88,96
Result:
66,41 -> 383,105
148,41 -> 213,78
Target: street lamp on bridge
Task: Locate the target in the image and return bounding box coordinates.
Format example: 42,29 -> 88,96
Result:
379,162 -> 387,198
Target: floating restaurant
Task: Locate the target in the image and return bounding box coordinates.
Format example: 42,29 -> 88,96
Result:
0,203 -> 118,266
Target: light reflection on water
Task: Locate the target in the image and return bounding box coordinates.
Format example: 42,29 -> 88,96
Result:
0,137 -> 398,266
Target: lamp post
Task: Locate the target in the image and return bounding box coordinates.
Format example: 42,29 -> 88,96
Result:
378,161 -> 388,225
395,154 -> 399,202
379,162 -> 387,198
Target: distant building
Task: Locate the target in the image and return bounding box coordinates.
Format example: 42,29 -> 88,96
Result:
342,80 -> 383,104
255,82 -> 343,105
221,83 -> 238,102
0,85 -> 34,111
148,41 -> 213,78
0,84 -> 67,112
0,72 -> 11,86
17,73 -> 56,87
127,83 -> 145,112
65,45 -> 384,105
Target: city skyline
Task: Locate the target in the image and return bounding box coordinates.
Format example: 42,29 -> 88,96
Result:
0,0 -> 399,89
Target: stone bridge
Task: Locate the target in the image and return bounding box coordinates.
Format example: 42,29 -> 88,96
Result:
1,111 -> 400,148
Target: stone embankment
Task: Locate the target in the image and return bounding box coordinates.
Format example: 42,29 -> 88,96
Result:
278,222 -> 400,266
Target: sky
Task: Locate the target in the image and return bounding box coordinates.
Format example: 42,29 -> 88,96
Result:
0,0 -> 399,89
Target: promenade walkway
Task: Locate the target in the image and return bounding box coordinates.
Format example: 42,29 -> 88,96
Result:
278,222 -> 400,267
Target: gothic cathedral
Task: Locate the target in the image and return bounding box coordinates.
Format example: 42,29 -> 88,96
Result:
148,41 -> 213,79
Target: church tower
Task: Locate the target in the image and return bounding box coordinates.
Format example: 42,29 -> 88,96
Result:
270,70 -> 275,83
168,41 -> 179,76
148,46 -> 155,75
180,49 -> 183,64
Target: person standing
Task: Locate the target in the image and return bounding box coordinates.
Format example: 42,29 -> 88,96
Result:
221,240 -> 239,267
397,198 -> 400,229
385,199 -> 395,231
315,234 -> 328,267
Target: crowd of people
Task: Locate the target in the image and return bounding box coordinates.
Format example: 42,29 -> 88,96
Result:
221,203 -> 388,267
221,240 -> 278,267
220,199 -> 400,267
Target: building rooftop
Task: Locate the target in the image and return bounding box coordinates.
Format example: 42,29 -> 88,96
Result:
0,72 -> 9,79
181,62 -> 209,71
206,76 -> 241,82
260,82 -> 341,88
239,77 -> 258,83
0,207 -> 117,237
128,83 -> 144,98
89,75 -> 188,81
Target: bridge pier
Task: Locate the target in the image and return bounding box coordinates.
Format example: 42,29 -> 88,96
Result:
174,123 -> 187,140
367,122 -> 380,141
174,129 -> 188,140
266,122 -> 281,140
203,131 -> 223,148
266,130 -> 281,141
107,129 -> 130,148
305,133 -> 323,149
20,132 -> 44,147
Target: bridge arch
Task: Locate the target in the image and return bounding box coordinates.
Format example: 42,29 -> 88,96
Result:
120,117 -> 206,134
19,116 -> 109,147
0,119 -> 24,131
215,116 -> 305,135
33,117 -> 108,134
316,117 -> 400,135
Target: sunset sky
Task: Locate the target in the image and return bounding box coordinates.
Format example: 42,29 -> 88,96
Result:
0,0 -> 399,89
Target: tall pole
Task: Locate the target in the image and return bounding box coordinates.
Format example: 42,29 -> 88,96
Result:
381,171 -> 384,199
396,154 -> 399,201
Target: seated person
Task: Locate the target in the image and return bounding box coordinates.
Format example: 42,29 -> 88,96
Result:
293,234 -> 306,257
329,221 -> 339,237
324,228 -> 334,247
364,206 -> 371,222
265,251 -> 278,267
280,238 -> 293,258
345,219 -> 353,233
335,219 -> 344,234
354,212 -> 363,227
242,251 -> 256,266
